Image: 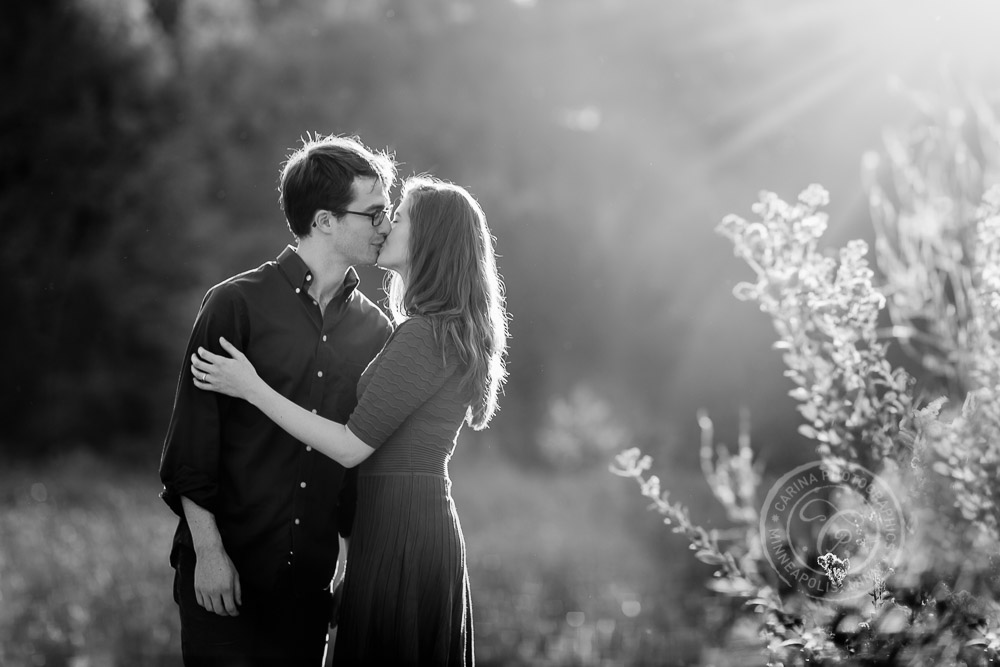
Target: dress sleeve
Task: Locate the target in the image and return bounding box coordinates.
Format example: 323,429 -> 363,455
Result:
346,318 -> 455,449
158,283 -> 248,517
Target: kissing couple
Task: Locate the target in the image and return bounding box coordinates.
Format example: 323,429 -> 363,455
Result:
160,133 -> 508,666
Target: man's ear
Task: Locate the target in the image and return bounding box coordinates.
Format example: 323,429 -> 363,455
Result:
311,210 -> 333,231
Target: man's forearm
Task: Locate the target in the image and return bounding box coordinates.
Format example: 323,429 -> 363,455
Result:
181,496 -> 225,555
180,496 -> 242,615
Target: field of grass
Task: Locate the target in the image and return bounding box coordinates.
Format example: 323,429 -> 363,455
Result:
0,450 -> 180,666
0,447 -> 730,666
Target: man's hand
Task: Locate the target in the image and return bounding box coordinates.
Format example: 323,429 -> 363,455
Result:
193,545 -> 243,616
180,497 -> 242,616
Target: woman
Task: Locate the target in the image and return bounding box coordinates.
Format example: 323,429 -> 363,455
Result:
191,175 -> 507,666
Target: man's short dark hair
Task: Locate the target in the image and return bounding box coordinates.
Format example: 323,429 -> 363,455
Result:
279,134 -> 397,238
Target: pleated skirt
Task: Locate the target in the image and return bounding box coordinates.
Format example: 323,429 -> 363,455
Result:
333,473 -> 474,666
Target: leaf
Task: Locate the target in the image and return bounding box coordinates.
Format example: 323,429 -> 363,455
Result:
694,549 -> 726,565
745,597 -> 778,611
733,281 -> 761,301
706,577 -> 755,596
788,387 -> 810,401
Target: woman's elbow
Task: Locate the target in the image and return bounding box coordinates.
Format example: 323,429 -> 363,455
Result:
340,447 -> 373,469
341,453 -> 364,469
338,430 -> 375,469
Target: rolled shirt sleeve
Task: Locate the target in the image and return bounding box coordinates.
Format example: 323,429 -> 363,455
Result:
159,283 -> 248,517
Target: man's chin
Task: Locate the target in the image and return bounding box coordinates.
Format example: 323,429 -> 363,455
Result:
354,252 -> 381,268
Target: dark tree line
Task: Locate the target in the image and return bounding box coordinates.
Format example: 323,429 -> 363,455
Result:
2,0 -> 198,453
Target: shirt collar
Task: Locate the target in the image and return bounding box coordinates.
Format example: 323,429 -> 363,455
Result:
277,245 -> 360,298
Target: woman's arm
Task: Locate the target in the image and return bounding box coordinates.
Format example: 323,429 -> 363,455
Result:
191,337 -> 375,468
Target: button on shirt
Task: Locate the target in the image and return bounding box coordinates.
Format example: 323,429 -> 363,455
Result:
159,246 -> 392,595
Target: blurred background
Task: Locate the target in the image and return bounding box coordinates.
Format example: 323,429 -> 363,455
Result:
4,0 -> 1000,664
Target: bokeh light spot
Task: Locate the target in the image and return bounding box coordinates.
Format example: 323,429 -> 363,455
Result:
30,483 -> 47,503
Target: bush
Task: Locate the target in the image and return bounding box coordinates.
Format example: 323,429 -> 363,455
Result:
613,93 -> 1000,665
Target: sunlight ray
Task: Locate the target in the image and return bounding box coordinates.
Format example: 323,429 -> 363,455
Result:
710,58 -> 871,166
672,1 -> 843,56
706,40 -> 859,128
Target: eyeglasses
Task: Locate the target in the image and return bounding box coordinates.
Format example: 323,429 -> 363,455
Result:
343,208 -> 391,227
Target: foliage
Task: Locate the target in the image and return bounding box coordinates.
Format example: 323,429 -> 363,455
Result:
0,0 -> 202,451
865,90 -> 1000,393
925,189 -> 1000,539
0,451 -> 180,666
613,99 -> 1000,664
717,184 -> 914,475
458,454 -> 710,665
0,448 -> 713,666
537,384 -> 631,471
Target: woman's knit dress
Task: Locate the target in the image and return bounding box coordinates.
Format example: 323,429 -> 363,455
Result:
335,316 -> 474,666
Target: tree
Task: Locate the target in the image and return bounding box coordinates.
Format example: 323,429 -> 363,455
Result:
0,0 -> 196,452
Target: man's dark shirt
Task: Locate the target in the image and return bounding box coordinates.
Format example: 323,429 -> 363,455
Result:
159,246 -> 392,597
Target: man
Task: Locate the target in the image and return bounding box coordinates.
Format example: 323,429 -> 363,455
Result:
159,134 -> 396,665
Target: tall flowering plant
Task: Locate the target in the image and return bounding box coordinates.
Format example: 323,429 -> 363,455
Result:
865,93 -> 1000,393
926,189 -> 1000,540
613,179 -> 1000,664
716,185 -> 913,475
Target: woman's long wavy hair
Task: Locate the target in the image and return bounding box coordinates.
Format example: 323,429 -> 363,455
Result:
386,176 -> 509,430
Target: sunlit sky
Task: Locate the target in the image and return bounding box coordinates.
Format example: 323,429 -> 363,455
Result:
706,0 -> 1000,161
608,0 -> 1000,444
